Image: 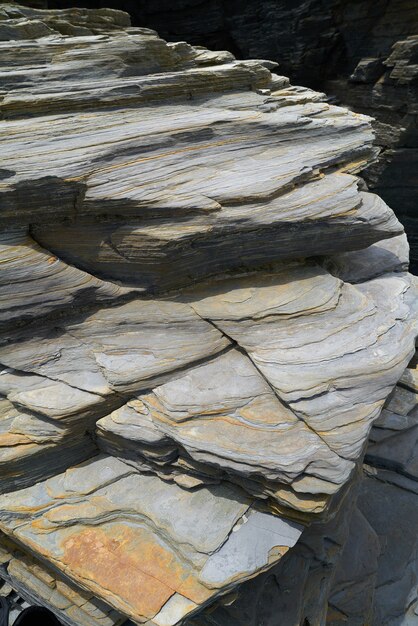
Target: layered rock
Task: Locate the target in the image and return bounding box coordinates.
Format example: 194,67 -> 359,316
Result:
0,455 -> 303,625
44,0 -> 418,271
0,534 -> 126,626
97,264 -> 415,518
0,5 -> 417,626
181,353 -> 418,626
45,0 -> 418,88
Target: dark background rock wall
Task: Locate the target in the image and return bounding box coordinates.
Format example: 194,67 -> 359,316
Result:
44,0 -> 417,80
44,0 -> 418,272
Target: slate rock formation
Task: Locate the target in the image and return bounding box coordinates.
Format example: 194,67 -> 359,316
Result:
44,0 -> 418,86
45,0 -> 418,272
0,5 -> 417,626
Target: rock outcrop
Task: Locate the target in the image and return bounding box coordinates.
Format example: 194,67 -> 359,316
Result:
0,5 -> 417,626
45,1 -> 418,87
44,0 -> 418,271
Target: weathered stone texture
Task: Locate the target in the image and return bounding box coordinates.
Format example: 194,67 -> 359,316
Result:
0,4 -> 417,626
45,0 -> 418,271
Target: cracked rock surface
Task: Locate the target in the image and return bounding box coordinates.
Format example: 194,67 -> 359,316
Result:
0,4 -> 417,626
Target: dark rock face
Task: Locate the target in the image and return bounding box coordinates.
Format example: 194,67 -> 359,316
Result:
326,33 -> 418,273
46,1 -> 418,85
46,0 -> 418,272
327,356 -> 418,625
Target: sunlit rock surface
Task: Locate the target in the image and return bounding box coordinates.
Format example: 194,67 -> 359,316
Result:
49,0 -> 417,273
0,5 -> 417,626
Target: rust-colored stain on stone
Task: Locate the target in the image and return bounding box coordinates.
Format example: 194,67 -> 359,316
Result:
62,523 -> 211,621
62,525 -> 174,620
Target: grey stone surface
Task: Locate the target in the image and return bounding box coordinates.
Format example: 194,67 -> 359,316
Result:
186,478 -> 362,626
0,4 -> 416,626
46,0 -> 417,273
96,346 -> 355,516
322,233 -> 410,283
0,455 -> 303,625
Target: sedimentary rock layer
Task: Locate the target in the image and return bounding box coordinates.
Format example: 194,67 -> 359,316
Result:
0,4 -> 404,292
0,534 -> 126,626
0,230 -> 134,331
182,353 -> 418,626
58,0 -> 417,272
0,455 -> 302,625
96,263 -> 417,516
0,5 -> 417,626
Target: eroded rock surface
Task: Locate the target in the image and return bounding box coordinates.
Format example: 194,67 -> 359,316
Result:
0,5 -> 417,626
45,0 -> 418,271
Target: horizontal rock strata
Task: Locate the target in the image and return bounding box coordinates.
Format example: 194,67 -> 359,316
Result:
0,455 -> 302,625
0,534 -> 126,626
0,5 -> 417,626
0,230 -> 134,331
78,0 -> 418,273
183,353 -> 418,626
96,264 -> 417,517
